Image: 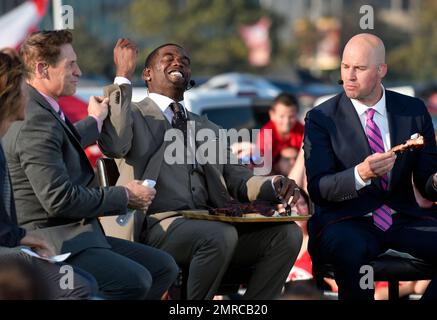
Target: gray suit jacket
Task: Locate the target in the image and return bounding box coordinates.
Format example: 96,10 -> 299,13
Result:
3,85 -> 128,256
98,84 -> 278,225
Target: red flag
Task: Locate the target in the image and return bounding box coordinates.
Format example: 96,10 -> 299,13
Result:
239,17 -> 271,67
0,0 -> 48,50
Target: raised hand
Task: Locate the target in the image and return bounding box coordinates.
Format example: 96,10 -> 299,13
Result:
114,38 -> 138,80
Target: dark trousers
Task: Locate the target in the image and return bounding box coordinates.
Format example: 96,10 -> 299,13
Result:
0,246 -> 97,299
310,214 -> 437,300
145,216 -> 303,300
67,236 -> 179,300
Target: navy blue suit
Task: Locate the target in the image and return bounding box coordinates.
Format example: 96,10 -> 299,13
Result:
0,143 -> 25,247
304,90 -> 437,299
0,142 -> 98,299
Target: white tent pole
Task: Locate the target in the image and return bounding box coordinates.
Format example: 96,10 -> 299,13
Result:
52,0 -> 63,30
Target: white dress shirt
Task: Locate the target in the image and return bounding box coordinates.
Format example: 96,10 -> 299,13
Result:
352,86 -> 391,190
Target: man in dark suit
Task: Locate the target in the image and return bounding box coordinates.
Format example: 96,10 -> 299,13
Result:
99,40 -> 304,299
304,33 -> 437,300
3,30 -> 178,299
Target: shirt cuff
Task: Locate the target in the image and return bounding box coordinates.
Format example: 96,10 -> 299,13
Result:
354,165 -> 371,190
91,115 -> 103,133
271,175 -> 283,195
114,77 -> 131,85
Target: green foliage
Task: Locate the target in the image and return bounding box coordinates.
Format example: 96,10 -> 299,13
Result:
127,0 -> 280,75
387,0 -> 437,81
70,20 -> 114,80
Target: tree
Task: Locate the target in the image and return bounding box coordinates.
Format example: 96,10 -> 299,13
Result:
387,0 -> 437,82
70,19 -> 114,81
127,0 -> 281,75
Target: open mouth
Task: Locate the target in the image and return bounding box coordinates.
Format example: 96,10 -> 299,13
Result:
168,70 -> 185,81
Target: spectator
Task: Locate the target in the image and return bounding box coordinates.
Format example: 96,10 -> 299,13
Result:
0,257 -> 50,300
422,84 -> 437,116
273,147 -> 299,176
288,146 -> 308,192
257,92 -> 303,171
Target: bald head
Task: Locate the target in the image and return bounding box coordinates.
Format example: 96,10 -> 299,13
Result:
341,34 -> 387,106
343,33 -> 385,65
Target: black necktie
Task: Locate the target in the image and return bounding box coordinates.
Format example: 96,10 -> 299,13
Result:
170,102 -> 187,146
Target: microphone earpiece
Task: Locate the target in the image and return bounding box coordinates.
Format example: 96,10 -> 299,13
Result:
186,80 -> 196,90
338,79 -> 344,85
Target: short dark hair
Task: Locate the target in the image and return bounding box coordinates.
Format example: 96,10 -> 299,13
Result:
20,30 -> 73,78
0,257 -> 50,300
144,43 -> 184,68
271,92 -> 299,112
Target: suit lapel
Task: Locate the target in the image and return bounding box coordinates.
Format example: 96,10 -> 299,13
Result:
28,86 -> 83,148
386,90 -> 409,150
134,98 -> 171,181
338,93 -> 372,162
27,86 -> 93,173
385,90 -> 409,189
135,97 -> 171,145
188,112 -> 232,207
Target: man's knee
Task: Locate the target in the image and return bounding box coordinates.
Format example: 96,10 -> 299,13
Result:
322,238 -> 372,269
72,269 -> 100,299
161,253 -> 180,283
271,223 -> 303,253
200,223 -> 238,254
114,268 -> 153,300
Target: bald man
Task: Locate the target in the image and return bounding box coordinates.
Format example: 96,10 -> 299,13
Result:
304,33 -> 437,300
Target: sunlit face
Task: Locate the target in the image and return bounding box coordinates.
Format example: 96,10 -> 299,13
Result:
341,43 -> 386,105
45,43 -> 81,99
144,45 -> 191,96
269,103 -> 298,136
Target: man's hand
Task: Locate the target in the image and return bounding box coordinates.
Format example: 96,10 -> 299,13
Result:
114,38 -> 138,80
88,96 -> 109,122
20,234 -> 56,258
125,180 -> 156,211
357,151 -> 396,182
272,176 -> 300,207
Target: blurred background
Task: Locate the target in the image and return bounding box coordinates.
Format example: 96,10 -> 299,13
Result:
1,0 -> 437,165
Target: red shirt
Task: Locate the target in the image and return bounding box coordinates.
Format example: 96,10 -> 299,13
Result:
257,120 -> 304,160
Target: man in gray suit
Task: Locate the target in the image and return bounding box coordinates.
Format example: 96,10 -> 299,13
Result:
99,41 -> 303,299
3,31 -> 178,299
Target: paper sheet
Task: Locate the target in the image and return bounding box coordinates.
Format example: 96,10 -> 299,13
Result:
20,247 -> 71,263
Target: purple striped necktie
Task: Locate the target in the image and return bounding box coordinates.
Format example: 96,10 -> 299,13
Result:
365,108 -> 392,231
57,108 -> 66,121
